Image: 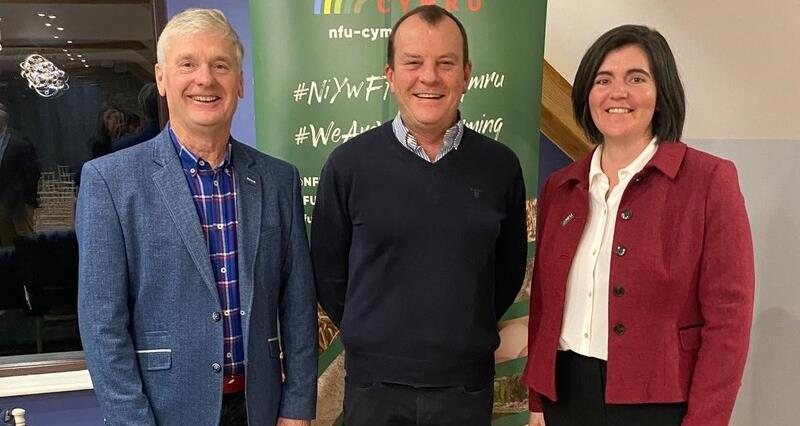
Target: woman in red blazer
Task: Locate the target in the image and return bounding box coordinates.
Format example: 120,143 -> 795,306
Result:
523,25 -> 754,426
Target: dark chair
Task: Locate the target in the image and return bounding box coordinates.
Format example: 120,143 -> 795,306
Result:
0,247 -> 25,311
14,231 -> 79,352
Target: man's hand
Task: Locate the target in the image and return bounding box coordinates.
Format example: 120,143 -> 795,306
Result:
529,411 -> 545,426
277,418 -> 310,426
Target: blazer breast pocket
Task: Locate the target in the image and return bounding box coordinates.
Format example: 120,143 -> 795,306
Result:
136,331 -> 172,371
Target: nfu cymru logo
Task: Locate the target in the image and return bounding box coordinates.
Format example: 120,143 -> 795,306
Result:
313,0 -> 483,15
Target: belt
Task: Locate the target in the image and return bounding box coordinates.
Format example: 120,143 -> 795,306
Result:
223,373 -> 245,394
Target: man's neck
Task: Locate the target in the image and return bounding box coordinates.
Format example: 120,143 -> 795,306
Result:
170,124 -> 230,166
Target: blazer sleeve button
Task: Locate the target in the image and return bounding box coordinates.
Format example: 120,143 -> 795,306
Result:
613,286 -> 625,297
620,209 -> 632,220
614,245 -> 627,256
613,323 -> 626,335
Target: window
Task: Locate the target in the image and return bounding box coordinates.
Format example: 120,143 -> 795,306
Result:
0,0 -> 163,367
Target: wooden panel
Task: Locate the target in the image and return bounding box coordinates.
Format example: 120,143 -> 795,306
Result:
540,60 -> 594,160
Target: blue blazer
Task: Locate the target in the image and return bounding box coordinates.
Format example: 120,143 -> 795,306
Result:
77,128 -> 317,425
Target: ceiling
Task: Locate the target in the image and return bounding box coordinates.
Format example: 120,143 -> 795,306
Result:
0,1 -> 157,78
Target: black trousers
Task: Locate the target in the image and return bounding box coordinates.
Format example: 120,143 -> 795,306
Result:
542,351 -> 687,426
219,391 -> 248,426
344,379 -> 494,426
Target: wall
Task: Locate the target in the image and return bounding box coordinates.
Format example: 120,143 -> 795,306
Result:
688,138 -> 800,426
544,0 -> 800,141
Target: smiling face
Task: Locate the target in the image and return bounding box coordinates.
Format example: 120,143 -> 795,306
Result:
588,44 -> 657,145
155,32 -> 243,139
385,14 -> 471,138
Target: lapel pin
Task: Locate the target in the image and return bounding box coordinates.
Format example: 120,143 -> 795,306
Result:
245,176 -> 257,185
560,212 -> 574,227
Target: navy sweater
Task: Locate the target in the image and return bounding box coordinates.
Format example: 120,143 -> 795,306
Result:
312,121 -> 527,387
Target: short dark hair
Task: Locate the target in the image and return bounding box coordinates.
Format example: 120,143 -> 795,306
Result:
387,5 -> 469,67
572,24 -> 685,144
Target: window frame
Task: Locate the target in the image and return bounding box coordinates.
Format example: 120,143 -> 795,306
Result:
0,0 -> 166,384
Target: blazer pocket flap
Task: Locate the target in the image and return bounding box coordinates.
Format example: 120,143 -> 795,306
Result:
679,326 -> 702,350
267,337 -> 281,359
261,226 -> 282,238
136,349 -> 172,371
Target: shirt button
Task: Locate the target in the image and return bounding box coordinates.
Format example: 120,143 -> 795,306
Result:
214,180 -> 219,186
583,333 -> 589,338
613,323 -> 626,335
190,168 -> 196,174
217,224 -> 224,230
199,160 -> 205,166
212,311 -> 221,322
212,363 -> 222,373
223,310 -> 231,317
220,267 -> 227,274
226,352 -> 232,359
615,245 -> 627,256
240,311 -> 246,316
620,209 -> 632,220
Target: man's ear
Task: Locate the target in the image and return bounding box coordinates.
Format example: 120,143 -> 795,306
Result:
384,63 -> 396,93
462,60 -> 472,93
155,63 -> 167,97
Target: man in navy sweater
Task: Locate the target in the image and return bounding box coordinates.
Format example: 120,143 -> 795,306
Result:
312,5 -> 527,425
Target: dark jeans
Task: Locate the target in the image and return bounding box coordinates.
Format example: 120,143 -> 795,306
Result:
344,379 -> 493,426
542,351 -> 687,426
219,392 -> 247,426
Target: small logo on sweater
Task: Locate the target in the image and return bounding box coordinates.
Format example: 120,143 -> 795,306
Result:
470,187 -> 482,199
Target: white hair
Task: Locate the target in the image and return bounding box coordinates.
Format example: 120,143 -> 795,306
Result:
157,8 -> 244,68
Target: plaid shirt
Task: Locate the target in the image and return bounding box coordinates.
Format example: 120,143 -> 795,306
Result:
170,129 -> 244,377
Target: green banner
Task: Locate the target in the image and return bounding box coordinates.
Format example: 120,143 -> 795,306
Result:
250,0 -> 547,245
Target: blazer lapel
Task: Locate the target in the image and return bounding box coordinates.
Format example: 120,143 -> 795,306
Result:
150,129 -> 219,302
232,141 -> 262,319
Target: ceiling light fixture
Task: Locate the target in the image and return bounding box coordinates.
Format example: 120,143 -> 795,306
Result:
48,15 -> 56,19
67,40 -> 73,44
45,22 -> 52,27
57,27 -> 64,31
37,13 -> 46,17
19,54 -> 69,98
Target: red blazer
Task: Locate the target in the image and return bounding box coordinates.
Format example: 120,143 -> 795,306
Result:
522,142 -> 754,426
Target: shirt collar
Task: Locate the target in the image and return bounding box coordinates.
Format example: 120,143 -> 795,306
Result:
391,112 -> 464,155
556,139 -> 688,189
589,136 -> 658,184
168,127 -> 232,174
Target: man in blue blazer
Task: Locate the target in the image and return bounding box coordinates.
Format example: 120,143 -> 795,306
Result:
77,9 -> 317,425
